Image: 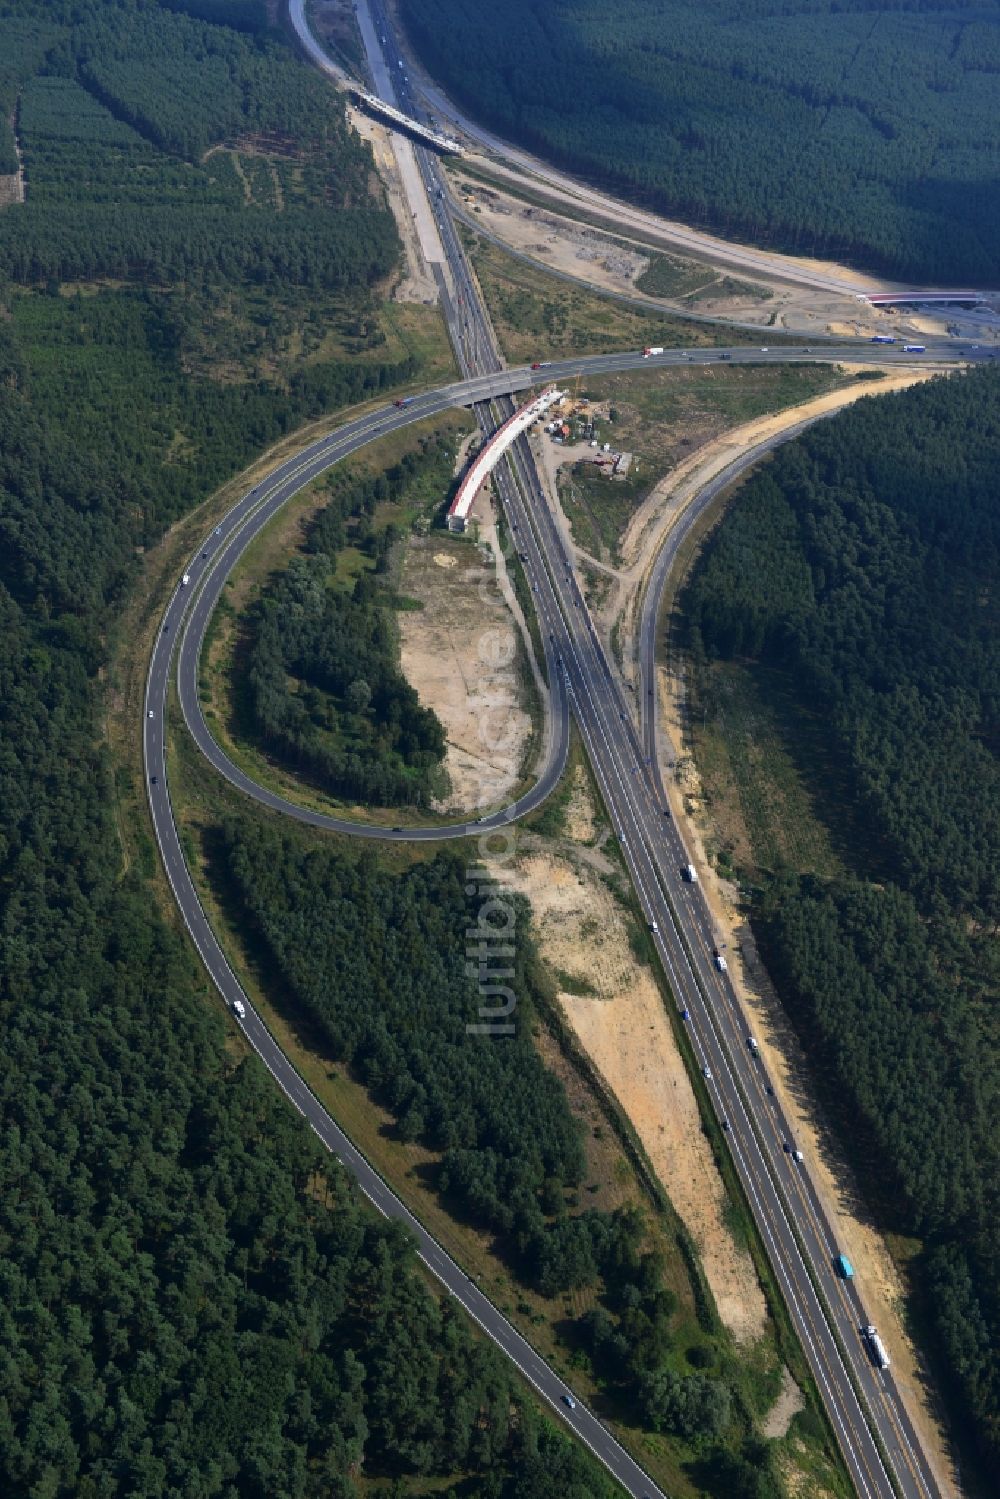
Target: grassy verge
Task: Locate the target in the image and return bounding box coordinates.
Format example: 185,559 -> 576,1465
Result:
636,254 -> 772,306
460,224 -> 745,363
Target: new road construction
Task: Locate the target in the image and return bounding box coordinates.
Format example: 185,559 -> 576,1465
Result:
447,384 -> 563,529
350,87 -> 463,154
147,343 -> 974,1499
183,2 -> 980,1495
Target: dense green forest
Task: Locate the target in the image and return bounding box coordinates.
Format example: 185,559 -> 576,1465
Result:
400,0 -> 1000,282
1,0 -> 399,286
244,445 -> 451,807
0,2 -> 624,1493
682,367 -> 1000,1470
220,815 -> 798,1490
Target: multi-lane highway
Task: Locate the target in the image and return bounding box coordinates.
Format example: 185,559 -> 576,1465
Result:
171,345 -> 974,845
145,358 -> 673,1499
148,6 -> 972,1496
149,344 -> 959,1499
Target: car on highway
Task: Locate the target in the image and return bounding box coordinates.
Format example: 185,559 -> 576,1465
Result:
562,1394 -> 576,1410
649,920 -> 659,934
681,1008 -> 690,1021
150,774 -> 156,784
703,1065 -> 712,1080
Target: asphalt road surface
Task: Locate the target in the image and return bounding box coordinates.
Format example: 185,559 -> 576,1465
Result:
147,345 -> 961,1499
177,4 -> 972,1493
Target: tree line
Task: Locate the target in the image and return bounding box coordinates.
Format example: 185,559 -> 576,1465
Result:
399,0 -> 1000,282
220,815 -> 767,1469
683,366 -> 1000,1473
243,439 -> 461,808
0,3 -> 629,1492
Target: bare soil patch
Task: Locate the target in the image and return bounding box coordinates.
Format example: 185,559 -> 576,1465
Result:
657,504 -> 961,1497
763,1365 -> 805,1440
399,535 -> 533,812
348,107 -> 438,304
503,819 -> 769,1345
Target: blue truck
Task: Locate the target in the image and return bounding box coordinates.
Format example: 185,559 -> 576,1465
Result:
835,1253 -> 854,1279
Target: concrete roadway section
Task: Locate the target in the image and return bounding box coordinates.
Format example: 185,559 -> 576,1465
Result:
173,345 -> 970,843
493,423 -> 932,1499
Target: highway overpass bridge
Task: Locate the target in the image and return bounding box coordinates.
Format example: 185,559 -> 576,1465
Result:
351,87 -> 462,154
862,289 -> 991,307
447,384 -> 564,530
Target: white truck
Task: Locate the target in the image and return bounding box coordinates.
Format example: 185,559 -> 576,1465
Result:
181,572 -> 191,586
714,952 -> 727,973
863,1325 -> 890,1370
643,346 -> 664,358
232,999 -> 246,1021
684,863 -> 697,883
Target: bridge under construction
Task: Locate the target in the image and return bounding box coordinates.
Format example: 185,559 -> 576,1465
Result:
448,387 -> 564,532
351,88 -> 463,155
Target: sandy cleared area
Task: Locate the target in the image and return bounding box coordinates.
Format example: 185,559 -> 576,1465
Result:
348,108 -> 437,304
451,169 -> 965,341
656,630 -> 960,1493
502,786 -> 769,1345
399,532 -> 534,813
763,1365 -> 805,1440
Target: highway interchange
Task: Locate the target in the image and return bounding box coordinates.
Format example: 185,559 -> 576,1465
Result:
142,4 -> 985,1496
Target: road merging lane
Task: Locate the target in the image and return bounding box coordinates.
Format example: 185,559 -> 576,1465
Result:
145,346 -> 972,1498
